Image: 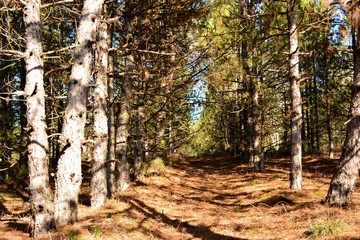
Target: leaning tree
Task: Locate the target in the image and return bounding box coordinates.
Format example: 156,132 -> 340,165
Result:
325,0 -> 360,205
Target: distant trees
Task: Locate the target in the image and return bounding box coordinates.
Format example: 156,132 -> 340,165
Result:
186,1 -> 351,178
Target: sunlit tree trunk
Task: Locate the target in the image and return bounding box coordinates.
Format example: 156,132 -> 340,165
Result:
91,13 -> 109,208
23,0 -> 54,236
249,78 -> 263,172
325,31 -> 360,205
288,0 -> 302,190
55,0 -> 105,227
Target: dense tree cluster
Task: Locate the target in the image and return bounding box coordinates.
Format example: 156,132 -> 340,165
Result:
1,0 -> 360,237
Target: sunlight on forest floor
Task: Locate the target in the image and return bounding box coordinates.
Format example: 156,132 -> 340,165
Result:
1,154 -> 360,239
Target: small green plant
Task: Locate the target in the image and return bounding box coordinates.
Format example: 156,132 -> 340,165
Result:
313,191 -> 325,197
89,226 -> 102,238
144,157 -> 166,176
67,230 -> 80,240
309,219 -> 349,239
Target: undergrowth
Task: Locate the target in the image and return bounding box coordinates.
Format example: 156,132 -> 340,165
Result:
309,219 -> 349,239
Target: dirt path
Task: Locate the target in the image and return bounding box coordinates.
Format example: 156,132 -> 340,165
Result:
1,155 -> 360,239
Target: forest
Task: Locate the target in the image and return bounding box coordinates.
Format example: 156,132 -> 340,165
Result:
1,0 -> 360,239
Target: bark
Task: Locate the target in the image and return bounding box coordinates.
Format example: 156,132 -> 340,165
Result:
313,73 -> 320,151
55,0 -> 105,227
23,0 -> 54,236
288,0 -> 302,190
155,56 -> 174,158
107,29 -> 116,197
325,34 -> 360,205
283,88 -> 290,151
115,53 -> 133,192
134,70 -> 147,178
325,64 -> 334,159
91,15 -> 108,208
249,78 -> 263,172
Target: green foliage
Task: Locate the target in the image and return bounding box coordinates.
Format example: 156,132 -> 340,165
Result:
89,226 -> 103,238
309,219 -> 349,239
182,106 -> 225,156
66,230 -> 80,240
143,158 -> 166,176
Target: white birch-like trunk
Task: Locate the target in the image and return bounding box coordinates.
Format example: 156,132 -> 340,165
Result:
23,0 -> 54,237
288,0 -> 302,190
91,16 -> 108,208
55,0 -> 105,227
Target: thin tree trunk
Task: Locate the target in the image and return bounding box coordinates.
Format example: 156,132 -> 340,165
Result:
55,0 -> 105,227
107,29 -> 116,197
325,33 -> 360,205
134,71 -> 147,178
91,14 -> 109,208
156,55 -> 175,158
19,59 -> 28,170
283,88 -> 290,151
115,53 -> 133,192
313,61 -> 320,151
324,61 -> 334,159
288,0 -> 302,190
23,0 -> 54,236
249,78 -> 263,171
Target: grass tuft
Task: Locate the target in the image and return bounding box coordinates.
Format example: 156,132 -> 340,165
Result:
89,226 -> 102,238
309,219 -> 349,239
67,230 -> 80,240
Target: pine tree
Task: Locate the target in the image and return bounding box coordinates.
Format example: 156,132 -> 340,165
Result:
23,0 -> 54,236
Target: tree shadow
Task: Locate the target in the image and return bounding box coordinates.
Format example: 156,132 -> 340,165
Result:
122,195 -> 248,240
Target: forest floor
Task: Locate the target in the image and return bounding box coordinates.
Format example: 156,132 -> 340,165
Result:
1,154 -> 360,240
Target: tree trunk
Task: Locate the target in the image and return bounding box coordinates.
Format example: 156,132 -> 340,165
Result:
55,0 -> 104,227
91,14 -> 109,208
325,34 -> 360,205
134,70 -> 147,178
325,63 -> 334,159
23,0 -> 54,236
115,53 -> 133,192
249,78 -> 263,172
107,28 -> 116,197
288,0 -> 302,190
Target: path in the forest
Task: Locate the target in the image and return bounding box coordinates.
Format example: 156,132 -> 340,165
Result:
112,155 -> 350,240
2,154 -> 360,239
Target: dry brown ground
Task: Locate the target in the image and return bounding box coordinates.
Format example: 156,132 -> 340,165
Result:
1,154 -> 360,240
